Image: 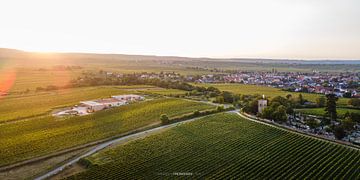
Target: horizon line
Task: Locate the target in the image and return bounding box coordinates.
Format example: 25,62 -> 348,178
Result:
1,47 -> 360,62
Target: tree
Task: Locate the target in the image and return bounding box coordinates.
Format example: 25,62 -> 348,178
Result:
344,111 -> 360,123
273,105 -> 288,122
243,99 -> 259,114
222,91 -> 235,103
160,114 -> 170,124
286,94 -> 292,100
298,94 -> 305,105
342,117 -> 355,131
217,105 -> 224,112
215,96 -> 224,104
333,125 -> 346,140
343,92 -> 352,98
271,96 -> 288,107
193,110 -> 200,116
305,118 -> 320,129
316,96 -> 326,107
325,94 -> 338,121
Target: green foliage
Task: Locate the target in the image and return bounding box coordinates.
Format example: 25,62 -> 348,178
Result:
298,94 -> 305,105
193,110 -> 200,116
215,96 -> 224,104
325,94 -> 338,121
217,105 -> 224,112
344,111 -> 360,123
160,114 -> 170,124
316,96 -> 326,107
243,99 -> 259,114
341,117 -> 355,131
273,105 -> 288,122
333,125 -> 346,140
71,113 -> 360,179
305,118 -> 320,129
296,108 -> 360,120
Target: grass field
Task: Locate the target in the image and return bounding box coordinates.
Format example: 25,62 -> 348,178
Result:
0,98 -> 214,166
69,113 -> 360,179
296,108 -> 360,118
195,83 -> 349,106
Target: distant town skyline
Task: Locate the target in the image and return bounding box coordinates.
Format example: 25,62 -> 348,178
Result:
1,0 -> 359,60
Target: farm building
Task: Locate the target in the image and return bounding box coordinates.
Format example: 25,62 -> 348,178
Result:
96,98 -> 127,107
55,94 -> 145,116
80,98 -> 128,112
112,94 -> 144,101
80,101 -> 106,112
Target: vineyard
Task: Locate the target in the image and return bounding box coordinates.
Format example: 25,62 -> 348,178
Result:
69,113 -> 360,179
195,83 -> 349,106
0,98 -> 214,166
0,86 -> 132,122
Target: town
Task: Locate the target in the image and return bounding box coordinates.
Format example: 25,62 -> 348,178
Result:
92,70 -> 360,98
198,70 -> 360,98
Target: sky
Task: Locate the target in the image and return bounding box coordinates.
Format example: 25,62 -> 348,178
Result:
0,0 -> 359,60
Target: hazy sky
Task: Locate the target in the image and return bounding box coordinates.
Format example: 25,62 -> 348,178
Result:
0,0 -> 359,59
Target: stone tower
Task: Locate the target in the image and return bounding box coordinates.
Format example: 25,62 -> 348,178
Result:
258,95 -> 267,114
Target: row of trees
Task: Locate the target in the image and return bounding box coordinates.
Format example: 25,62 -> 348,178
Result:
160,105 -> 234,125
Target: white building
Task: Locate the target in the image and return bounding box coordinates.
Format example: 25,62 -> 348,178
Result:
112,94 -> 144,101
80,101 -> 106,112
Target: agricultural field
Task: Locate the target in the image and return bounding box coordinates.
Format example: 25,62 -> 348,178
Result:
195,83 -> 349,106
0,86 -> 132,122
296,108 -> 360,119
69,113 -> 360,179
138,88 -> 187,96
0,98 -> 215,166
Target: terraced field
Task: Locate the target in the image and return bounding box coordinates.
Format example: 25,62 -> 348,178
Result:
70,113 -> 360,179
195,83 -> 349,106
0,98 -> 214,166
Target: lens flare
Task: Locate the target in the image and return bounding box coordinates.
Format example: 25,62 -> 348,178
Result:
0,68 -> 17,99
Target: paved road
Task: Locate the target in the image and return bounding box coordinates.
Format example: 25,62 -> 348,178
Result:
34,112 -> 225,180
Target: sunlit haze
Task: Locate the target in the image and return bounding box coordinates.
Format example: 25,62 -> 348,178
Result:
1,0 -> 359,59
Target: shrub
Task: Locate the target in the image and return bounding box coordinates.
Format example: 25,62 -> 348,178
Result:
160,114 -> 170,124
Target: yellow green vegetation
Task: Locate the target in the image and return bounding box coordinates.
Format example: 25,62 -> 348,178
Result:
296,108 -> 360,118
195,83 -> 348,106
139,88 -> 187,96
71,113 -> 360,179
0,98 -> 214,166
0,86 -> 132,122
